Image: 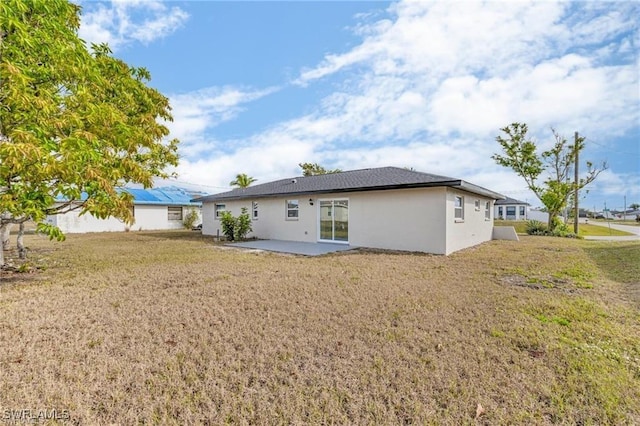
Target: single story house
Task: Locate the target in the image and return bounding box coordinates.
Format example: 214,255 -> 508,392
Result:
46,187 -> 203,234
495,197 -> 529,220
195,167 -> 506,255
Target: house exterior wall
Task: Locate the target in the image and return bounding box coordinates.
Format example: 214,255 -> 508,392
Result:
47,209 -> 127,233
47,204 -> 200,233
445,189 -> 495,255
202,187 -> 495,255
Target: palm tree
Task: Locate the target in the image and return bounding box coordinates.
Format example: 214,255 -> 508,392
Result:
229,173 -> 257,188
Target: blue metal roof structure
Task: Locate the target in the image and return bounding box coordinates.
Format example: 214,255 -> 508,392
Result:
55,187 -> 205,206
126,187 -> 204,206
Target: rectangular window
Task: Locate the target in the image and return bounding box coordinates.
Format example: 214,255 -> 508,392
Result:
454,196 -> 464,221
506,206 -> 516,219
252,201 -> 258,220
519,206 -> 526,217
168,206 -> 183,221
475,200 -> 481,211
286,200 -> 299,220
498,206 -> 503,218
215,203 -> 226,219
485,201 -> 491,220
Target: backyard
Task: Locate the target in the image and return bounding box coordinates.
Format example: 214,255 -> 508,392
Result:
0,231 -> 638,424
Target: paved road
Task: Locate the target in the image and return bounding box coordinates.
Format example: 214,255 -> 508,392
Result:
583,221 -> 640,241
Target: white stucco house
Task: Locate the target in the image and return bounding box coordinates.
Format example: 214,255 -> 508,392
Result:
494,197 -> 530,220
195,167 -> 506,255
46,187 -> 203,234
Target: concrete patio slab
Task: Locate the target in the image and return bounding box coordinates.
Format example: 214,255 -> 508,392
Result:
227,240 -> 357,256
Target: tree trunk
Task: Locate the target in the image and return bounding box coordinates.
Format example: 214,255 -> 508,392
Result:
1,223 -> 11,250
0,223 -> 7,268
548,209 -> 562,230
17,222 -> 26,260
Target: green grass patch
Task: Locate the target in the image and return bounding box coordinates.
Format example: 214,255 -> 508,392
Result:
518,297 -> 640,423
494,219 -> 528,234
592,219 -> 640,227
578,224 -> 634,236
584,242 -> 640,284
552,263 -> 595,289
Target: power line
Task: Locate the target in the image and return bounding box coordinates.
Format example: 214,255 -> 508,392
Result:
584,137 -> 639,156
160,178 -> 229,190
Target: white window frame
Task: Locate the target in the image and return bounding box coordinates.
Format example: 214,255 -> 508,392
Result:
485,201 -> 491,220
286,200 -> 299,220
215,203 -> 226,220
168,206 -> 183,221
454,195 -> 464,221
519,205 -> 526,218
252,201 -> 259,220
475,200 -> 481,211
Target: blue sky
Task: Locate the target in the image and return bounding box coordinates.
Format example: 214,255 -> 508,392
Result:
77,0 -> 639,211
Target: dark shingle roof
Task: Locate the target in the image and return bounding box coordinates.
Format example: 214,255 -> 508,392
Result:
194,167 -> 505,202
495,196 -> 529,206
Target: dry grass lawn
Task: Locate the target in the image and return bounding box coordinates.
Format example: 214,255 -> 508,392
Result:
1,231 -> 639,425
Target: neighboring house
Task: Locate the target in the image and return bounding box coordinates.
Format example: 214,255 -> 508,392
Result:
46,187 -> 204,234
494,197 -> 529,220
194,167 -> 505,255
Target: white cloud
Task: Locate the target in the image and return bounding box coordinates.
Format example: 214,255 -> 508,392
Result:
168,0 -> 638,205
166,86 -> 279,156
78,0 -> 189,50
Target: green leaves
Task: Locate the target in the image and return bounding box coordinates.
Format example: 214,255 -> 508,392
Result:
0,0 -> 179,245
229,173 -> 257,188
36,222 -> 66,242
494,123 -> 606,230
219,208 -> 252,241
298,162 -> 342,176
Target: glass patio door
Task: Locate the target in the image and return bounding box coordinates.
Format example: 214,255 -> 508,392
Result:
319,200 -> 348,242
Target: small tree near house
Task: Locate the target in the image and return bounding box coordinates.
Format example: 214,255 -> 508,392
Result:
182,209 -> 199,230
493,123 -> 606,232
219,208 -> 252,241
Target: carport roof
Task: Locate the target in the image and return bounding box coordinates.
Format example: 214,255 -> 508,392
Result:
193,166 -> 505,202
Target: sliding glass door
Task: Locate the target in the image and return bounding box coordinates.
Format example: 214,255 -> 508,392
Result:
319,199 -> 348,242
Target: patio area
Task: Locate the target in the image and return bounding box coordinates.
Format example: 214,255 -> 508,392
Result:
226,240 -> 356,256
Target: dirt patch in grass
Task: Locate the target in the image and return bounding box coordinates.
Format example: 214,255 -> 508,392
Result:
0,232 -> 638,424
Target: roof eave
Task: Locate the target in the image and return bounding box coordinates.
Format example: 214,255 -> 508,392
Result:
453,181 -> 506,200
197,180 -> 504,202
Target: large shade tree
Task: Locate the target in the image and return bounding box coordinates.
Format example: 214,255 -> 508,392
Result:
493,123 -> 605,230
0,0 -> 179,266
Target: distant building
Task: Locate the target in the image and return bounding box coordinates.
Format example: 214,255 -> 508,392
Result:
46,187 -> 205,233
494,197 -> 529,220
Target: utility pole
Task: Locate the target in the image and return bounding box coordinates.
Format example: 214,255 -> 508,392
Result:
573,131 -> 579,234
624,195 -> 627,222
